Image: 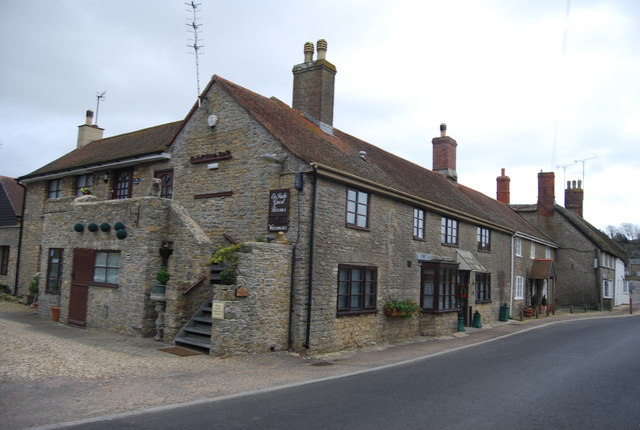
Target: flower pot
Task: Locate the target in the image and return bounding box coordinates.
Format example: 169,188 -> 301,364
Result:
539,305 -> 547,315
152,283 -> 166,295
523,307 -> 535,317
51,306 -> 61,322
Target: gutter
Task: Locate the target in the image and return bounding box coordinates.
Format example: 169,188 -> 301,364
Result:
13,181 -> 27,296
310,162 -> 514,235
19,152 -> 171,184
304,168 -> 318,349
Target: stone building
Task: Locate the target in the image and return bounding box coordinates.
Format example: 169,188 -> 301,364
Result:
0,176 -> 24,294
512,173 -> 628,310
17,40 -> 561,355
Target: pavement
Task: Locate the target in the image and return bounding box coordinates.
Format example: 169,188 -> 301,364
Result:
0,298 -> 637,430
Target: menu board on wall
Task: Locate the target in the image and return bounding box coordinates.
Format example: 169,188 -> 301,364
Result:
268,189 -> 290,232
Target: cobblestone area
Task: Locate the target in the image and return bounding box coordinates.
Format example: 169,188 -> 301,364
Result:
1,299 -> 636,429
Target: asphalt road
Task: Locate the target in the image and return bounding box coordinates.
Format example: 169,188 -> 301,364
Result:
58,315 -> 640,430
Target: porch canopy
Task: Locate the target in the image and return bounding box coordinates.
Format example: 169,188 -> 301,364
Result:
529,258 -> 556,279
456,250 -> 487,272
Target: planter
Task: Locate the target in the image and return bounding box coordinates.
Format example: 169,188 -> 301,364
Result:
539,305 -> 547,315
51,306 -> 60,322
523,307 -> 535,318
384,309 -> 416,318
152,283 -> 166,295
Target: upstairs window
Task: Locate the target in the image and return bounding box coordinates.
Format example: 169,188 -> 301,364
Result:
154,170 -> 174,199
337,265 -> 377,314
47,179 -> 62,199
346,188 -> 369,229
441,217 -> 458,246
413,208 -> 425,239
515,238 -> 522,257
75,174 -> 93,196
477,227 -> 491,252
112,168 -> 133,199
475,272 -> 491,302
545,247 -> 552,259
530,243 -> 536,259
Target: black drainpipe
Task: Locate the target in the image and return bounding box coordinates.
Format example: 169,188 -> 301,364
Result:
13,181 -> 27,296
304,168 -> 318,349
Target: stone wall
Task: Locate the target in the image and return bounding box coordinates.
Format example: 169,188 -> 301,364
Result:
27,194 -> 212,337
301,176 -> 517,352
210,242 -> 292,356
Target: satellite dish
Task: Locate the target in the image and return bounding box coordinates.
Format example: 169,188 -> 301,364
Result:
207,114 -> 218,129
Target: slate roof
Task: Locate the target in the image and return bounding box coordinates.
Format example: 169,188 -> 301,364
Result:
555,205 -> 628,263
20,121 -> 183,180
511,203 -> 628,263
214,76 -> 553,239
0,176 -> 24,225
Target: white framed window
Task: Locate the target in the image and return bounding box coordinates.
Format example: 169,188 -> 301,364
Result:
530,243 -> 536,259
477,227 -> 491,252
515,238 -> 522,257
545,247 -> 552,259
346,188 -> 370,229
514,276 -> 524,300
413,208 -> 425,240
441,217 -> 458,245
602,279 -> 613,298
623,281 -> 629,294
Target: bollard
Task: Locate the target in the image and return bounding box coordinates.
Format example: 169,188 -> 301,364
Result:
472,311 -> 482,328
457,314 -> 465,332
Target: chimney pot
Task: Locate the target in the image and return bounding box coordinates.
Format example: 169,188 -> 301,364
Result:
85,110 -> 94,125
316,39 -> 327,60
577,179 -> 582,189
303,42 -> 314,62
440,123 -> 447,137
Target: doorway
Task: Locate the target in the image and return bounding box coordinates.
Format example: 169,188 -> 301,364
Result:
68,249 -> 93,326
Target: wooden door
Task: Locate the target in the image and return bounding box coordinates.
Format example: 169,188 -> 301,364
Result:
68,249 -> 93,326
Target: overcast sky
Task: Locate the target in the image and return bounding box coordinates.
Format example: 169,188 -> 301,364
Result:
1,0 -> 638,231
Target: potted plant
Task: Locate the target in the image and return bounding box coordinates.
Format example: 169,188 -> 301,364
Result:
523,306 -> 535,317
153,266 -> 170,295
539,296 -> 548,314
80,187 -> 92,195
384,299 -> 420,319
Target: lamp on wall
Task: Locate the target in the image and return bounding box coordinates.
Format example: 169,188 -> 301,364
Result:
103,172 -> 109,184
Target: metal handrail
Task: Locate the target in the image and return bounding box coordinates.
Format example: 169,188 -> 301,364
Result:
181,275 -> 208,295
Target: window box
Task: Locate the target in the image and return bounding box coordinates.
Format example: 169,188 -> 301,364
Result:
384,299 -> 419,319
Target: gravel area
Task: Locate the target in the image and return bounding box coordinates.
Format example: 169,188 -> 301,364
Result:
1,299 -> 635,429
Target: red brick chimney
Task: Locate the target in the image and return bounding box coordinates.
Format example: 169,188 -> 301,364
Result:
564,179 -> 584,217
496,168 -> 510,204
537,171 -> 555,217
432,123 -> 457,182
292,39 -> 336,127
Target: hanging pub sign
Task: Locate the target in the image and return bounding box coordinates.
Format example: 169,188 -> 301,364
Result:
268,188 -> 290,232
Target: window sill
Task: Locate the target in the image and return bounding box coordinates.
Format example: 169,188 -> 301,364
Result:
345,224 -> 370,232
336,309 -> 377,317
440,243 -> 459,248
421,308 -> 460,314
89,283 -> 119,289
475,300 -> 492,304
45,290 -> 60,295
413,237 -> 426,242
477,248 -> 491,254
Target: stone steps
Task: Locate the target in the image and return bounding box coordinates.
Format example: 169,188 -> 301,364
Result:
174,300 -> 212,353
